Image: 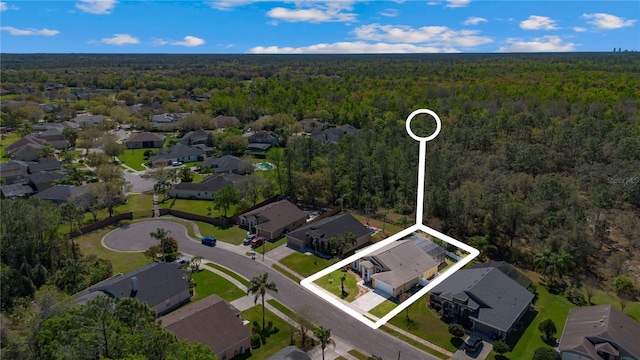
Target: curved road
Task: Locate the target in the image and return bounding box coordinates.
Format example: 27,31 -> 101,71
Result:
175,235 -> 438,360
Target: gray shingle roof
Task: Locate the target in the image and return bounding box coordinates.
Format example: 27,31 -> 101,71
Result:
200,155 -> 243,173
125,132 -> 164,143
558,304 -> 640,359
241,199 -> 306,233
369,240 -> 439,288
268,346 -> 311,360
430,267 -> 534,333
172,173 -> 246,193
89,262 -> 189,314
0,183 -> 34,198
287,213 -> 370,243
161,294 -> 251,357
34,184 -> 87,202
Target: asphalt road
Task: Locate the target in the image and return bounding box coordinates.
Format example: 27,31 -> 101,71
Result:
176,236 -> 439,360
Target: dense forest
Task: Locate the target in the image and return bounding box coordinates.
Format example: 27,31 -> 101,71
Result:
1,53 -> 639,352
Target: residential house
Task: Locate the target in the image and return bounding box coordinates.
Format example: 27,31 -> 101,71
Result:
169,173 -> 246,200
200,155 -> 245,174
268,346 -> 311,360
4,135 -> 46,161
0,183 -> 34,199
238,199 -> 307,240
558,304 -> 640,360
246,142 -> 272,154
429,266 -> 535,339
37,128 -> 68,149
311,124 -> 360,144
298,118 -> 328,133
125,132 -> 165,149
151,112 -> 190,128
0,160 -> 31,184
353,240 -> 440,298
180,129 -> 213,146
71,114 -> 105,127
286,213 -> 371,254
160,294 -> 251,360
471,261 -> 532,289
34,184 -> 89,204
28,171 -> 65,192
28,160 -> 62,174
148,144 -> 204,167
248,130 -> 279,145
213,115 -> 241,129
85,262 -> 190,316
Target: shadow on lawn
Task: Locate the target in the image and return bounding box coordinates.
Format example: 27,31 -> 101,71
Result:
505,309 -> 538,348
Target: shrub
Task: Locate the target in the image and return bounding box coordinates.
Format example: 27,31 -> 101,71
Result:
493,339 -> 510,355
538,319 -> 557,340
532,347 -> 561,360
250,334 -> 261,349
448,323 -> 465,338
565,285 -> 587,306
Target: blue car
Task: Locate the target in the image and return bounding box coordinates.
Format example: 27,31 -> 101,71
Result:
201,236 -> 217,247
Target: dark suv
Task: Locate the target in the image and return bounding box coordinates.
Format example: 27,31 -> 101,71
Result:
464,336 -> 482,353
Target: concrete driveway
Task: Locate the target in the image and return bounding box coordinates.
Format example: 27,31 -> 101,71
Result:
452,339 -> 493,360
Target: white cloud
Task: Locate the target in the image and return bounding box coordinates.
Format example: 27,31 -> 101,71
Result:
353,23 -> 493,48
1,26 -> 59,36
0,2 -> 7,11
151,38 -> 169,46
76,0 -> 117,14
520,15 -> 558,30
446,0 -> 471,8
573,27 -> 587,32
464,16 -> 487,26
380,8 -> 399,17
248,41 -> 460,54
171,36 -> 205,47
498,35 -> 577,52
101,33 -> 139,45
427,1 -> 439,5
582,13 -> 636,29
266,2 -> 357,23
208,0 -> 259,10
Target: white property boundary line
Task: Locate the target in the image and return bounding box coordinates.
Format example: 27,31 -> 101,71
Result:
300,109 -> 479,329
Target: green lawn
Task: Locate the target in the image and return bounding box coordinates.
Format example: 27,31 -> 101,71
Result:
591,290 -> 640,321
204,262 -> 251,287
240,305 -> 293,359
385,296 -> 459,353
161,197 -> 240,218
194,221 -> 246,245
315,271 -> 359,302
380,324 -> 450,359
279,252 -> 339,278
248,237 -> 287,254
75,223 -> 151,274
349,212 -> 404,242
117,148 -> 149,171
369,299 -> 398,318
0,132 -> 20,163
272,264 -> 302,283
81,193 -> 154,225
191,269 -> 246,302
347,350 -> 370,360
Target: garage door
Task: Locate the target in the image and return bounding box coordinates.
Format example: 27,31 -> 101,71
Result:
374,280 -> 393,297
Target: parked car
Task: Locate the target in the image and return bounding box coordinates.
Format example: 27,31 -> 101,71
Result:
171,161 -> 183,167
243,234 -> 257,245
201,236 -> 217,247
464,336 -> 483,353
250,236 -> 265,248
174,255 -> 192,264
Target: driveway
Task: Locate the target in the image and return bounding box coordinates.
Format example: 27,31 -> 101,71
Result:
102,220 -> 191,251
351,287 -> 390,313
452,338 -> 493,360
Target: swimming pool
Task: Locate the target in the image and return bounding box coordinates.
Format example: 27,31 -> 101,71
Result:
255,162 -> 276,171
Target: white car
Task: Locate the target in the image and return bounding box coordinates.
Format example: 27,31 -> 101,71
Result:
171,161 -> 183,167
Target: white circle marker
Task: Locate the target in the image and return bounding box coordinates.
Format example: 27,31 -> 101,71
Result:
405,108 -> 441,142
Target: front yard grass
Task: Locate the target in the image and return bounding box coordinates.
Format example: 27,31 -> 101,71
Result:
240,305 -> 292,359
161,197 -> 240,218
75,223 -> 150,274
191,269 -> 246,302
0,132 -> 20,163
279,252 -> 339,278
315,271 -> 359,302
369,299 -> 398,318
205,262 -> 251,287
347,349 -> 370,360
118,148 -> 149,171
194,220 -> 246,245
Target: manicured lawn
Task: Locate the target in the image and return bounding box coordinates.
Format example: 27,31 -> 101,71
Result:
0,132 -> 20,163
272,264 -> 302,283
385,296 -> 459,352
369,299 -> 398,318
381,324 -> 450,359
194,221 -> 246,245
117,148 -> 149,171
75,223 -> 151,274
240,305 -> 293,359
81,194 -> 154,225
349,212 -> 404,242
315,271 -> 359,302
347,349 -> 370,360
591,290 -> 640,321
205,262 -> 251,287
279,252 -> 339,278
161,197 -> 240,218
191,269 -> 246,302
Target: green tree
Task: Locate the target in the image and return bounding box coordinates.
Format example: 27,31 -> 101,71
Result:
38,143 -> 55,160
247,273 -> 278,330
154,177 -> 173,201
213,184 -> 239,218
313,326 -> 335,360
533,347 -> 561,360
62,127 -> 79,147
178,166 -> 194,183
102,135 -> 125,161
493,339 -> 510,355
60,202 -> 85,260
613,275 -> 635,296
538,319 -> 557,341
328,231 -> 357,256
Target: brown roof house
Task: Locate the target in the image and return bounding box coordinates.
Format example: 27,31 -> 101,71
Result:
85,262 -> 190,316
558,304 -> 640,360
160,294 -> 251,360
285,213 -> 371,254
169,173 -> 246,200
125,132 -> 165,149
429,266 -> 535,339
37,128 -> 68,149
353,239 -> 440,298
4,135 -> 47,161
238,199 -> 307,240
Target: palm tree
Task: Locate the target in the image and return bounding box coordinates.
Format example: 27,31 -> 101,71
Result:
149,228 -> 170,241
153,178 -> 172,201
39,143 -> 55,160
178,167 -> 193,182
247,273 -> 278,330
313,326 -> 335,360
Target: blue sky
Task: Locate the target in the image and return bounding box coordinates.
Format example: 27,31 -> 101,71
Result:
1,1 -> 638,53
